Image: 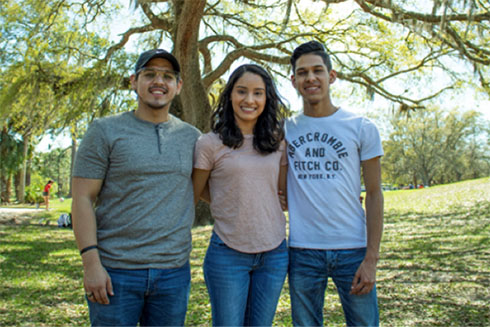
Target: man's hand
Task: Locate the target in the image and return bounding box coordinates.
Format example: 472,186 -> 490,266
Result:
350,257 -> 377,295
83,261 -> 114,305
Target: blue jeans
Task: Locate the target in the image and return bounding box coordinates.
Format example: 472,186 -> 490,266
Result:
289,248 -> 379,327
87,262 -> 190,326
203,232 -> 288,326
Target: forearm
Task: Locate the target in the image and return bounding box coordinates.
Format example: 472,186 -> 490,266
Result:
200,183 -> 211,203
364,189 -> 384,262
72,196 -> 102,266
278,165 -> 287,196
192,168 -> 211,205
278,164 -> 288,211
71,177 -> 104,267
72,196 -> 97,248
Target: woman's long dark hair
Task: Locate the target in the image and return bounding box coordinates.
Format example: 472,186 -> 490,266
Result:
211,64 -> 286,154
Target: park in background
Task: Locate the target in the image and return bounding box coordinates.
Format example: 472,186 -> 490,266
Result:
1,0 -> 489,226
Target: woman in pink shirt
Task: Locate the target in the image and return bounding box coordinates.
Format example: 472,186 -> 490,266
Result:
193,64 -> 288,326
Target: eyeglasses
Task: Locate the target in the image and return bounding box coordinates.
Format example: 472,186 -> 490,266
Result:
137,67 -> 179,82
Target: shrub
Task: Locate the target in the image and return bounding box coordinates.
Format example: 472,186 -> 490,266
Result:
24,184 -> 44,204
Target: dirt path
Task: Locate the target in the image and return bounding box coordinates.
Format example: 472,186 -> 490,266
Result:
0,207 -> 47,225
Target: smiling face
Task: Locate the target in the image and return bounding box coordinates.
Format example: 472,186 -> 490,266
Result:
292,53 -> 337,107
230,72 -> 267,134
130,57 -> 182,113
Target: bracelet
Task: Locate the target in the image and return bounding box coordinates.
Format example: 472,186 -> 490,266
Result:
80,245 -> 98,255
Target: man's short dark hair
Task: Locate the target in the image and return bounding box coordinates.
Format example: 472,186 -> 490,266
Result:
290,41 -> 332,73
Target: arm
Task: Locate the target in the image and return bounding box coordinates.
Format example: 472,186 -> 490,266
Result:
192,168 -> 211,205
350,156 -> 384,295
278,164 -> 288,211
200,181 -> 211,203
71,177 -> 113,304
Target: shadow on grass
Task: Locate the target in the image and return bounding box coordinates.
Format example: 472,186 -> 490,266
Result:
1,224 -> 78,269
0,224 -> 87,326
0,200 -> 488,326
378,200 -> 490,326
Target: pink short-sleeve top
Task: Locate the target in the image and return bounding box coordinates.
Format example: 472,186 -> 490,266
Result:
194,132 -> 287,253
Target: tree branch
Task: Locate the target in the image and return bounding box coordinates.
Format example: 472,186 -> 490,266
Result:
199,34 -> 319,89
353,0 -> 490,23
103,25 -> 155,62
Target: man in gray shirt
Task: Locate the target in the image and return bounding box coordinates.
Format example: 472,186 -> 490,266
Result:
72,49 -> 201,326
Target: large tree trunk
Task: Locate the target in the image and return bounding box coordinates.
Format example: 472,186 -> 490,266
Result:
173,0 -> 212,225
194,200 -> 213,226
1,175 -> 11,203
16,133 -> 30,203
26,159 -> 31,187
173,0 -> 212,132
14,171 -> 21,202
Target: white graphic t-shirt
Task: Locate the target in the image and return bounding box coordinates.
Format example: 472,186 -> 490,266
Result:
285,108 -> 383,250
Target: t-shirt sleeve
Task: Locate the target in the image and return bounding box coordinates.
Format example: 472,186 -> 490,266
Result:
73,120 -> 110,179
193,133 -> 216,170
360,117 -> 384,161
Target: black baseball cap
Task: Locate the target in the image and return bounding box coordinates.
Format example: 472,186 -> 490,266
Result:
134,49 -> 180,73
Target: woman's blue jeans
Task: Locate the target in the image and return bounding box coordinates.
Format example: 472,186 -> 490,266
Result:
87,262 -> 190,326
289,247 -> 379,327
203,232 -> 288,326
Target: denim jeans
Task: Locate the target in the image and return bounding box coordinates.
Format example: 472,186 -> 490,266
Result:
203,232 -> 288,326
87,262 -> 190,326
289,247 -> 379,327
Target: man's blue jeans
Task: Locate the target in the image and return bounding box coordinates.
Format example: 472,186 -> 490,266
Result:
203,232 -> 288,326
289,247 -> 379,327
87,262 -> 190,326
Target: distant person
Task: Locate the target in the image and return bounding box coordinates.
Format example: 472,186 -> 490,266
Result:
285,41 -> 384,326
192,64 -> 288,326
42,180 -> 54,210
71,49 -> 200,326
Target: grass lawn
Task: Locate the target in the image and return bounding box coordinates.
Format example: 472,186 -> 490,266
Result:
1,177 -> 489,326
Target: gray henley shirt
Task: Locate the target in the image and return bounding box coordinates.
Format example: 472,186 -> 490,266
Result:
73,111 -> 201,269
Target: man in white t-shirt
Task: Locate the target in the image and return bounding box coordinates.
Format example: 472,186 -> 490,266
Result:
285,41 -> 384,327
